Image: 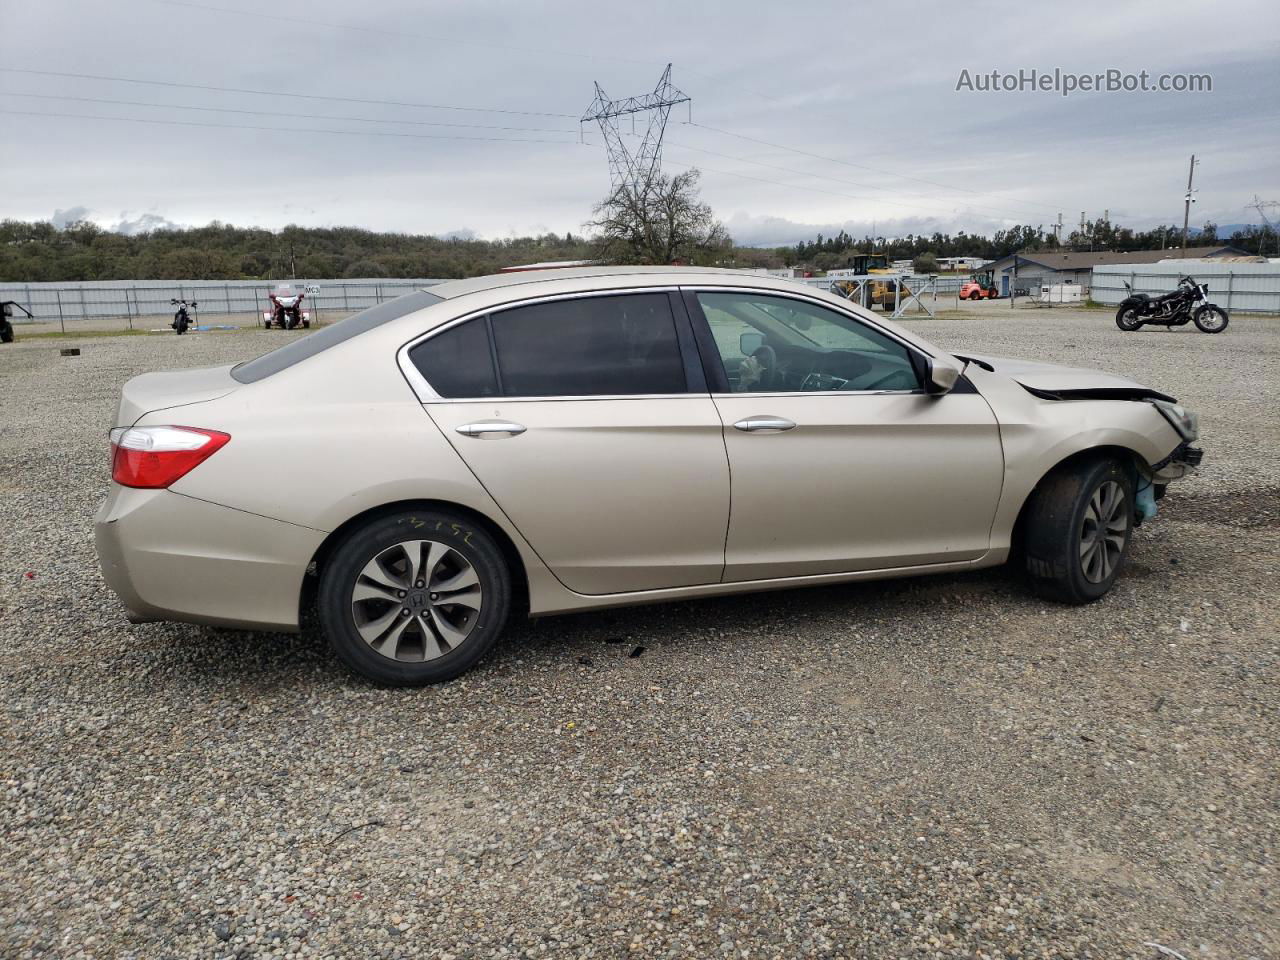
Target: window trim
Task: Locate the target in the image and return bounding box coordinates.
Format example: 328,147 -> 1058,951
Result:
397,286 -> 704,402
681,285 -> 934,398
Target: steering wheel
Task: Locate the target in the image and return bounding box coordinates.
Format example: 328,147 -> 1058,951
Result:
737,344 -> 778,391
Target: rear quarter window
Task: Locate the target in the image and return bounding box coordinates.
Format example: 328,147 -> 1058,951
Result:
231,289 -> 444,384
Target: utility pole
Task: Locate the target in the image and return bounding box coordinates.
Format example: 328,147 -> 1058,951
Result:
582,64 -> 689,199
1248,195 -> 1279,257
1181,154 -> 1199,256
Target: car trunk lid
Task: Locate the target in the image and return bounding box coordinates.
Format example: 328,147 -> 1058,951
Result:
116,364 -> 241,427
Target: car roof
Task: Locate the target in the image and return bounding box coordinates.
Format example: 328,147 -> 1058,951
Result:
425,265 -> 797,300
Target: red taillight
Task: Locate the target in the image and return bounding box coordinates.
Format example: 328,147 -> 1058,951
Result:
109,425 -> 230,489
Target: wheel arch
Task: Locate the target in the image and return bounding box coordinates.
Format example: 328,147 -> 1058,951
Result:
1008,444 -> 1149,555
299,499 -> 531,625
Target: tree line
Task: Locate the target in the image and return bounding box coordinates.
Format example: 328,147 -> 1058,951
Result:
788,219 -> 1274,271
1,209 -> 1272,283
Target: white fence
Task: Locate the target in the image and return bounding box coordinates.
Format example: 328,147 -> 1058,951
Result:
1090,261 -> 1280,315
0,278 -> 446,326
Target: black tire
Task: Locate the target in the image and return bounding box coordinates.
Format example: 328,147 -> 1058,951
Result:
1115,306 -> 1143,331
1194,305 -> 1228,333
318,509 -> 512,685
0,320 -> 13,343
1022,457 -> 1134,604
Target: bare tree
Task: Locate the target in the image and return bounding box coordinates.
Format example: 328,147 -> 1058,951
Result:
587,168 -> 731,266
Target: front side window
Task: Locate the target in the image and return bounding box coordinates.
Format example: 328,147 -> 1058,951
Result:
695,291 -> 920,393
490,293 -> 687,397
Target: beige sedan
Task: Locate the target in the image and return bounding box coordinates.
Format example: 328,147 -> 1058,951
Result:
95,267 -> 1202,684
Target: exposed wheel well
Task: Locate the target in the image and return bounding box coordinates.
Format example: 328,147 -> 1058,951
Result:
299,500 -> 531,626
1009,445 -> 1148,559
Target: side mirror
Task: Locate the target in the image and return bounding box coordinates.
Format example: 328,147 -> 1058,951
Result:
739,331 -> 764,356
924,357 -> 961,396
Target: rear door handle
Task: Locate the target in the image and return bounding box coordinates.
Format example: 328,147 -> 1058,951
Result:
455,420 -> 527,438
732,416 -> 796,433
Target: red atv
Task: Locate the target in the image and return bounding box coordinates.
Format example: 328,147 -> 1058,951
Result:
263,284 -> 311,329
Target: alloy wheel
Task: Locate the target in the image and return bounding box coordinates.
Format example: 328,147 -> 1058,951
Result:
1079,480 -> 1128,583
350,539 -> 482,662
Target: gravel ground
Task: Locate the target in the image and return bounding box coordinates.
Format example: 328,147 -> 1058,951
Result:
1,310 -> 1276,959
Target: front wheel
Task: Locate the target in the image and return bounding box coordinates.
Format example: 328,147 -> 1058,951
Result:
317,510 -> 512,685
1022,457 -> 1134,604
1194,305 -> 1228,333
1115,306 -> 1143,331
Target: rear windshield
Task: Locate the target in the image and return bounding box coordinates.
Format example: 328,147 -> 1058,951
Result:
231,289 -> 444,383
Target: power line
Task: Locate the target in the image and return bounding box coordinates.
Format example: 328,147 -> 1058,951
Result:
0,109 -> 589,145
1,92 -> 578,134
0,68 -> 578,119
136,0 -> 1066,214
150,0 -> 659,68
655,137 -> 1051,222
684,120 -> 1064,216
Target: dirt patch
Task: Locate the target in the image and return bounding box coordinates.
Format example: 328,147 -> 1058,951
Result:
1161,486 -> 1280,529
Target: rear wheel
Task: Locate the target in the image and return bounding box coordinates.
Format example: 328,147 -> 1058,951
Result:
1022,458 -> 1134,604
318,510 -> 511,685
1115,306 -> 1143,331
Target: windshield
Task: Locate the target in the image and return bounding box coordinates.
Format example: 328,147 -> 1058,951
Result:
232,289 -> 444,383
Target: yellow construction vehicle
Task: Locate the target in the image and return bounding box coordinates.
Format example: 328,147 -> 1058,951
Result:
829,253 -> 905,311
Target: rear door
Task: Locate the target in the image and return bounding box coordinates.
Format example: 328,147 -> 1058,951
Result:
409,290 -> 730,595
686,288 -> 1004,581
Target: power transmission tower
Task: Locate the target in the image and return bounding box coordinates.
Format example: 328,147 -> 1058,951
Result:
582,64 -> 690,198
1181,154 -> 1199,255
1248,195 -> 1279,257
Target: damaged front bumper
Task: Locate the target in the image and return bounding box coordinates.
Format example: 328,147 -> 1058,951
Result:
1152,441 -> 1204,483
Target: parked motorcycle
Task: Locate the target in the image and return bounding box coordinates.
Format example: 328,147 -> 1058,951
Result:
1,300 -> 34,343
264,283 -> 310,330
171,298 -> 197,335
1116,275 -> 1228,334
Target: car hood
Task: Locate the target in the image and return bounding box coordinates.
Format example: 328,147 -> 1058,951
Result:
966,354 -> 1165,397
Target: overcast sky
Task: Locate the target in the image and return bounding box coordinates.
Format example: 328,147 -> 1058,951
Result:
2,0 -> 1277,246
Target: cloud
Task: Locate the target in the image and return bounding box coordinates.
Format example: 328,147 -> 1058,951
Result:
110,212 -> 183,235
50,206 -> 92,229
723,211 -> 1017,249
5,0 -> 1277,239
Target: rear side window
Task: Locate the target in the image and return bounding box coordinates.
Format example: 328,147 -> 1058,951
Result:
408,317 -> 498,398
490,293 -> 687,397
232,289 -> 443,384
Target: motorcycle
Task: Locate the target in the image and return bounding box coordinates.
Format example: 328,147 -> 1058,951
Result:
1115,275 -> 1228,334
1,300 -> 34,343
264,283 -> 310,330
171,298 -> 197,335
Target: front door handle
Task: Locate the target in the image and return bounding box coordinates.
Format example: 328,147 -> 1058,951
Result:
732,416 -> 796,433
455,420 -> 527,438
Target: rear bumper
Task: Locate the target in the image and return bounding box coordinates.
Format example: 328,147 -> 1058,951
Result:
94,487 -> 325,632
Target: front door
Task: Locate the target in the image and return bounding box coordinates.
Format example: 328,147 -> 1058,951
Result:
686,289 -> 1003,582
410,291 -> 730,595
